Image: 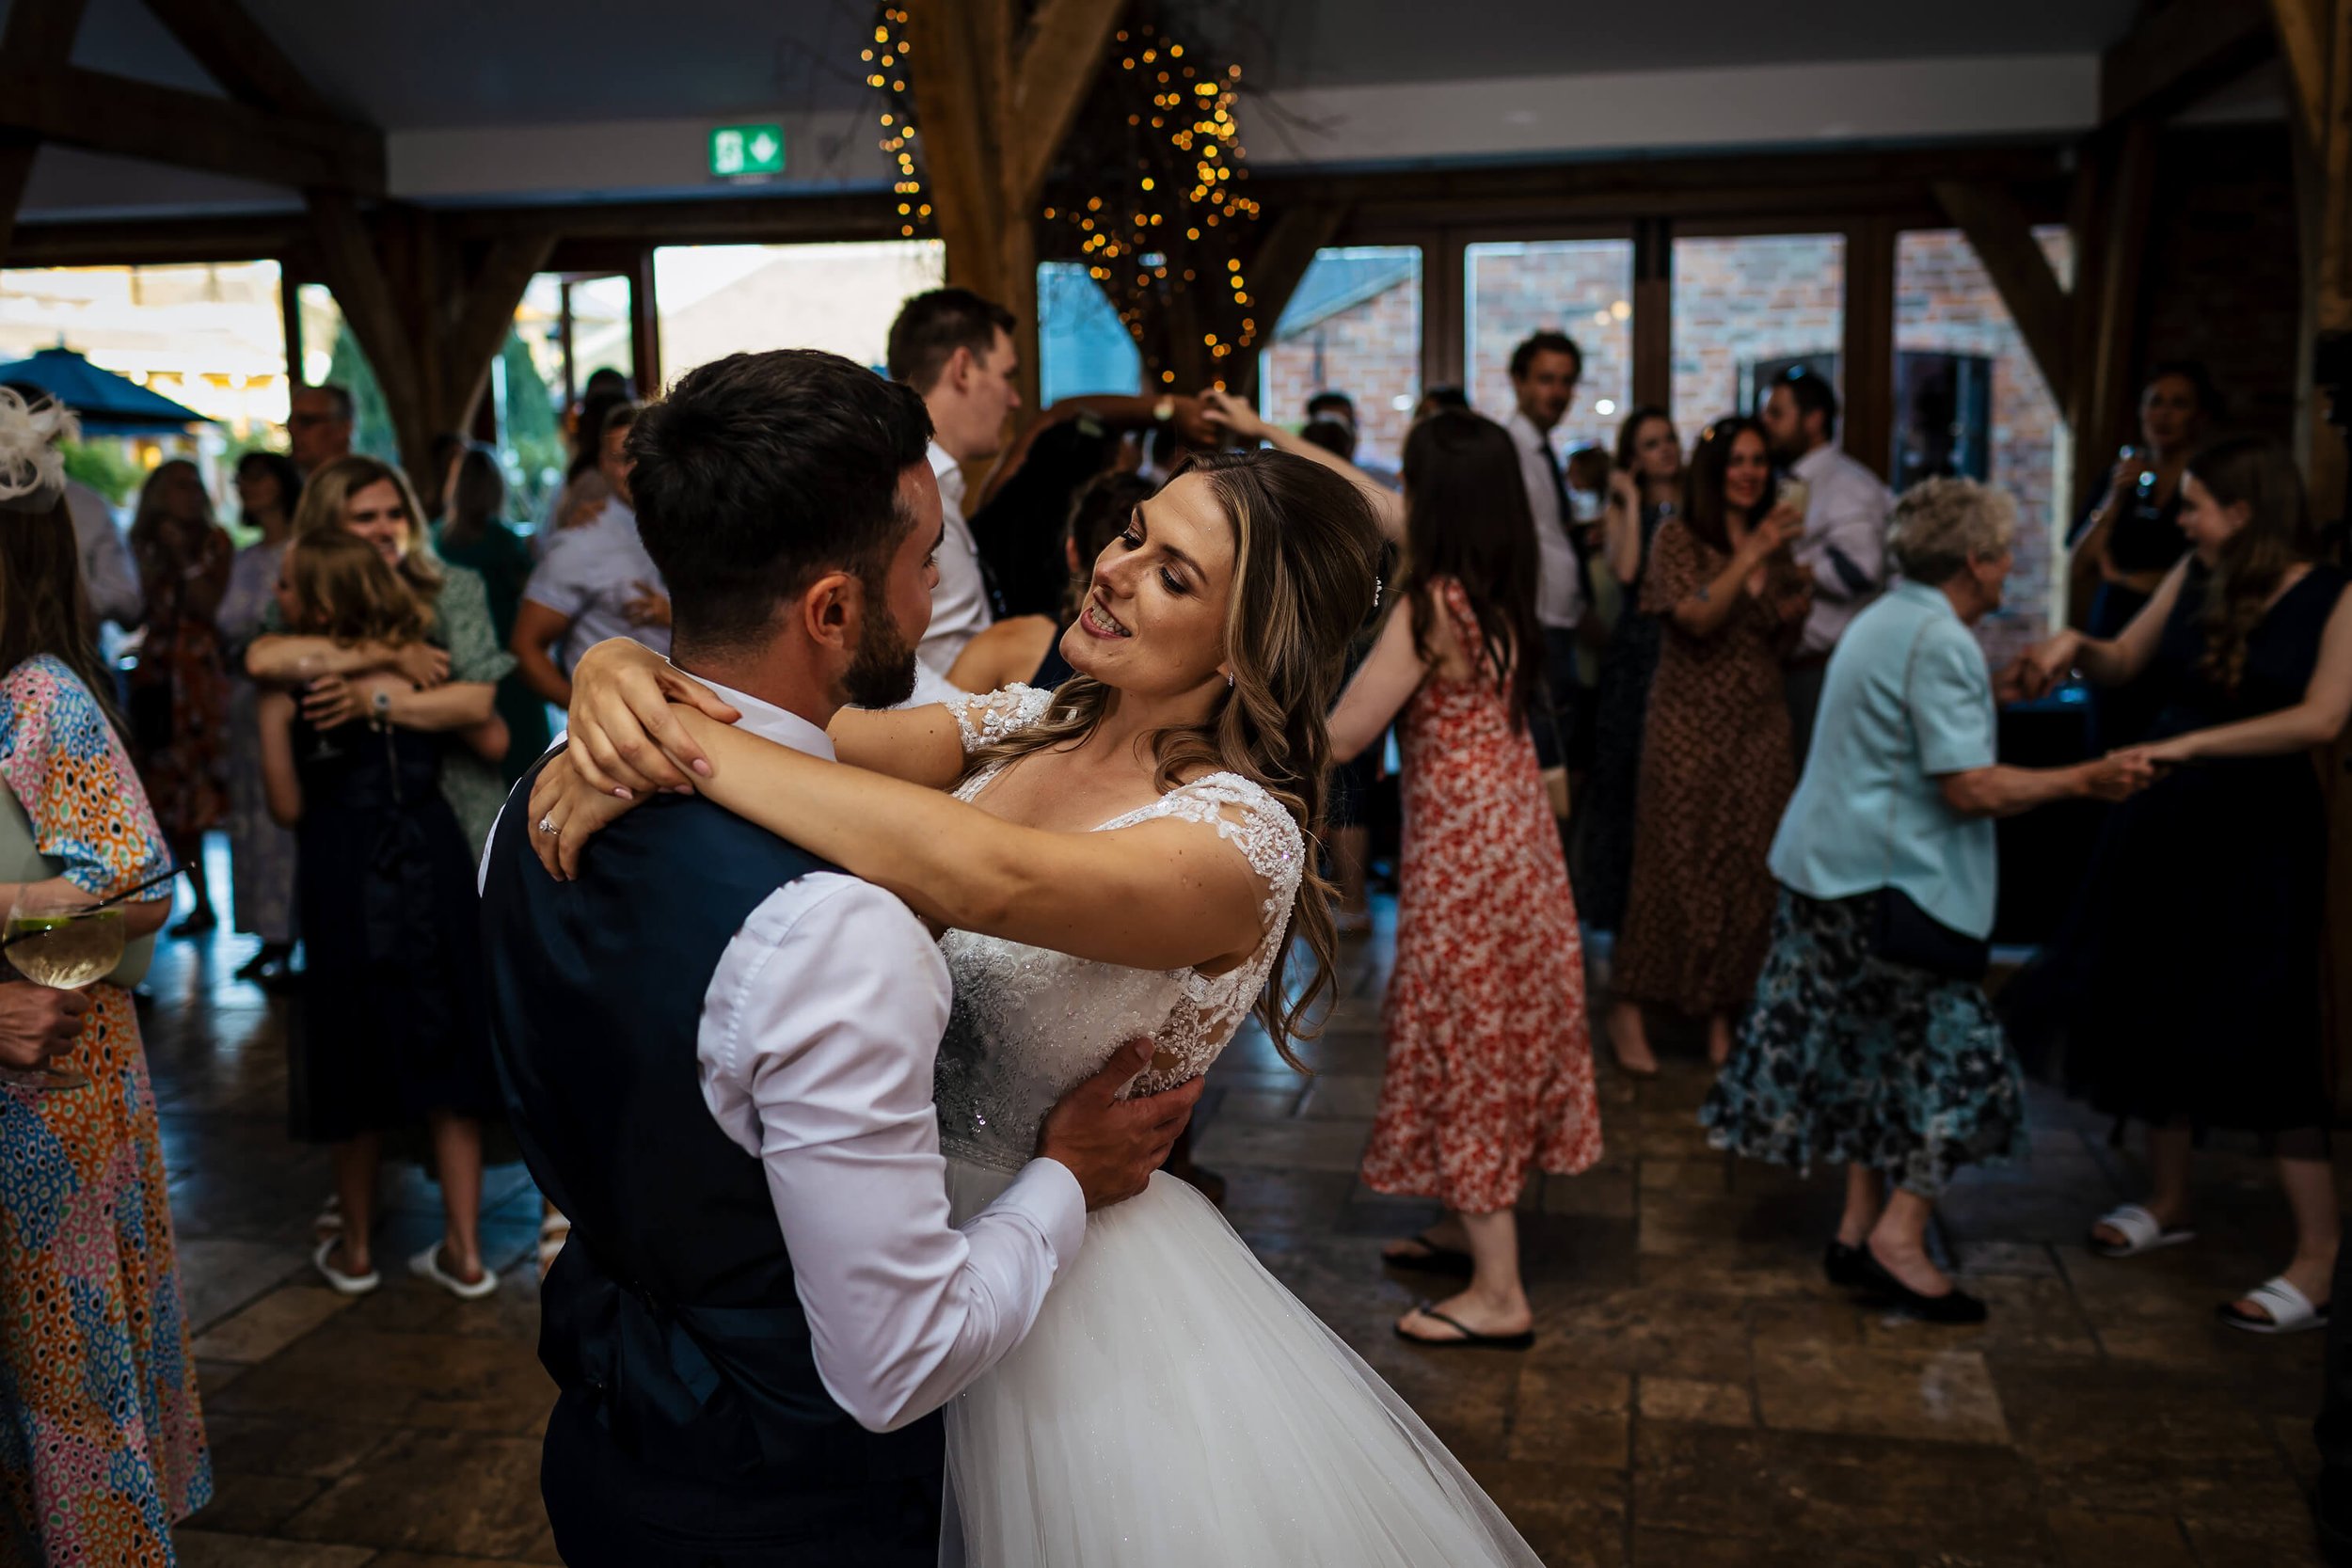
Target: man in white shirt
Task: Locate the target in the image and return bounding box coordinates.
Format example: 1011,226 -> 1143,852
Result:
479,348 -> 1192,1566
1502,330 -> 1591,804
62,478 -> 142,629
886,288 -> 1023,682
1760,367 -> 1893,763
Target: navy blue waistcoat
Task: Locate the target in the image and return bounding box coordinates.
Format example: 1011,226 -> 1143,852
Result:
479,749 -> 944,1491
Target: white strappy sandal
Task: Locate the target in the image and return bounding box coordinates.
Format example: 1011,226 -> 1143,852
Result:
2218,1275 -> 2330,1336
2088,1204 -> 2196,1259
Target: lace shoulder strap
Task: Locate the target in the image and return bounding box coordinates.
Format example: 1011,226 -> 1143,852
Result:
1102,771 -> 1306,935
953,683 -> 1055,755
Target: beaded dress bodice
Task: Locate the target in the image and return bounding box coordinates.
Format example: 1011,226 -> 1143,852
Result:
932,686 -> 1305,1174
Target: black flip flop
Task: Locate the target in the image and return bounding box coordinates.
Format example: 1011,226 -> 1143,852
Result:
1394,1302 -> 1534,1352
1380,1232 -> 1473,1278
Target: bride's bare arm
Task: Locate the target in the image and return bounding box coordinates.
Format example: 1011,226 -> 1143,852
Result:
563,636 -> 969,795
532,710 -> 1267,972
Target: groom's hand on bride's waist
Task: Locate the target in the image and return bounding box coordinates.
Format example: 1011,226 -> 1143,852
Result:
1037,1037 -> 1204,1210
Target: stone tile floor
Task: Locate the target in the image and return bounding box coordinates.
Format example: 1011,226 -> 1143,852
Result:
141,874 -> 2335,1565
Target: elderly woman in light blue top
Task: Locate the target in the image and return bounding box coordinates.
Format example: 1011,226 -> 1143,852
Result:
1701,478 -> 2149,1325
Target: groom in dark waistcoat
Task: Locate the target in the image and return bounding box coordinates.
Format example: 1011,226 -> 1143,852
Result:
478,349 -> 1198,1566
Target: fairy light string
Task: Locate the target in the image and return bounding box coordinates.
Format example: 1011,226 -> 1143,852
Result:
867,6 -> 1259,389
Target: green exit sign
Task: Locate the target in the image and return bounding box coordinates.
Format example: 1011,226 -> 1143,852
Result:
709,123 -> 786,179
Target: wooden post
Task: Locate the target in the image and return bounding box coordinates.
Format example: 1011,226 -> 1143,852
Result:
630,248 -> 662,398
2064,118 -> 2157,525
1840,216 -> 1897,482
1237,204 -> 1348,399
908,0 -> 1132,418
1629,217 -> 1673,416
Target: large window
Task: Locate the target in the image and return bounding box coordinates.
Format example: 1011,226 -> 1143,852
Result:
1895,226 -> 2075,657
654,241 -> 945,386
1464,239 -> 1634,455
1671,234 -> 1847,435
0,262 -> 288,509
1259,246 -> 1422,474
1038,262 -> 1142,404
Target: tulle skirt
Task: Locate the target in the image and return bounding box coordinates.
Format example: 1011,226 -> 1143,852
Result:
940,1164 -> 1545,1568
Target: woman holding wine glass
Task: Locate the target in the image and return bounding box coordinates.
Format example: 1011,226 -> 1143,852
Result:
0,388 -> 212,1561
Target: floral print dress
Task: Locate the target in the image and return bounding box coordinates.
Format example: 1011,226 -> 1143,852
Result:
0,656 -> 211,1563
1359,578 -> 1602,1213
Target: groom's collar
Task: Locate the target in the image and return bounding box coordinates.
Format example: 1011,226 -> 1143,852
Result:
669,661 -> 836,761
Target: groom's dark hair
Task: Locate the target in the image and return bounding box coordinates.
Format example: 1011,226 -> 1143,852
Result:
627,349 -> 933,656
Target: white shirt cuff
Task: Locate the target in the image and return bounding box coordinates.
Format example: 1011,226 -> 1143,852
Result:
996,1157 -> 1089,1270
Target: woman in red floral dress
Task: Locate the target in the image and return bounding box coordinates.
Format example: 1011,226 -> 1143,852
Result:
1329,411 -> 1602,1351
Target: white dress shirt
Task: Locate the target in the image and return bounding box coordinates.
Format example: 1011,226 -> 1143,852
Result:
485,673 -> 1087,1434
64,480 -> 142,627
918,439 -> 993,680
1504,408 -> 1586,631
1788,442 -> 1894,656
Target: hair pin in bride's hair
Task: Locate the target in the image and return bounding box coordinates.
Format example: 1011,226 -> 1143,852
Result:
1373,576 -> 1383,610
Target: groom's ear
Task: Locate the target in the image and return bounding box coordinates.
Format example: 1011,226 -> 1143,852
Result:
797,570 -> 858,655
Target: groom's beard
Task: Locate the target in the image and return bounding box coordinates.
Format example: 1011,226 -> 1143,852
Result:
842,587 -> 919,709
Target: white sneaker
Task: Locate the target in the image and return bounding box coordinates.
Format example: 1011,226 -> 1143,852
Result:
409,1243 -> 499,1301
312,1237 -> 380,1296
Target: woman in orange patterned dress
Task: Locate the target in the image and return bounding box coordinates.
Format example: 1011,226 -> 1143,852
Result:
0,390 -> 210,1562
1331,411 -> 1602,1352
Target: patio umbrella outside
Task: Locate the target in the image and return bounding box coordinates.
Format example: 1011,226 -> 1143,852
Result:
0,346 -> 213,436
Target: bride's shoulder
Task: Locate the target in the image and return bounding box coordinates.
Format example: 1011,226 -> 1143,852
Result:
952,683 -> 1057,754
1130,771 -> 1306,898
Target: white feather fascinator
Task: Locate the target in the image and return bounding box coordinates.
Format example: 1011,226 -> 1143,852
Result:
0,386 -> 79,512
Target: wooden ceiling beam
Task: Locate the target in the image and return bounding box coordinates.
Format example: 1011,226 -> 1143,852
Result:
0,0 -> 92,266
1932,180 -> 2075,408
2101,0 -> 2275,126
0,67 -> 384,195
440,233 -> 557,428
135,0 -> 342,119
1008,0 -> 1125,212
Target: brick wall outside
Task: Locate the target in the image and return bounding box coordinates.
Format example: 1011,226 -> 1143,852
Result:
1896,227 -> 2074,665
1464,242 -> 1635,454
1261,256 -> 1422,471
1671,234 -> 1847,432
1256,230 -> 2091,660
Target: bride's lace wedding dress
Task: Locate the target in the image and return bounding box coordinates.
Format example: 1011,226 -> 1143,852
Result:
933,687 -> 1543,1567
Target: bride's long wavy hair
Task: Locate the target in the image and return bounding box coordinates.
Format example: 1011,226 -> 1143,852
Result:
964,450 -> 1385,1067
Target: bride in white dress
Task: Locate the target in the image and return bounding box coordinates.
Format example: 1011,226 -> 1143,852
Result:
533,451 -> 1546,1567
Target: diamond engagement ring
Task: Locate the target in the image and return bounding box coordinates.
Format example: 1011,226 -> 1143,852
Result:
537,815 -> 559,836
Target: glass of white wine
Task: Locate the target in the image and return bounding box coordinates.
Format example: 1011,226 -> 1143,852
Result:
2,887 -> 125,1090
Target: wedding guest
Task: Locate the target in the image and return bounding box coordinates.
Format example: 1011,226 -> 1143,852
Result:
1607,417 -> 1808,1071
1331,410 -> 1602,1349
1758,367 -> 1891,764
261,530 -> 504,1299
513,403 -> 670,708
2064,360 -> 2217,749
127,458 -> 233,936
1414,386 -> 1471,424
1502,332 -> 1591,799
888,287 -> 1022,678
533,390 -> 626,560
1576,407 -> 1680,943
0,388 -> 210,1559
246,454 -> 515,856
2020,435 -> 2351,1334
287,382 -> 355,475
423,431 -> 468,527
3,381 -> 140,631
216,450 -> 303,984
1702,478 -> 2150,1323
437,444 -> 551,784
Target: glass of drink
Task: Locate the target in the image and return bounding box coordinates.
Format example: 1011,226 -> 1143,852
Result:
294,654 -> 348,766
1,887 -> 124,1090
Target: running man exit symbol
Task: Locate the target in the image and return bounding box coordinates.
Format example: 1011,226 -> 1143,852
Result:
709,124 -> 786,179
